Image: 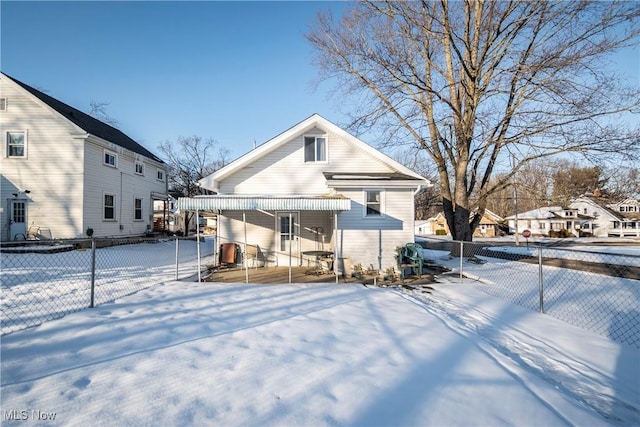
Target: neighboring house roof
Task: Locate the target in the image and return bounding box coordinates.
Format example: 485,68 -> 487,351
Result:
505,206 -> 575,220
2,72 -> 163,163
570,197 -> 624,221
199,114 -> 430,191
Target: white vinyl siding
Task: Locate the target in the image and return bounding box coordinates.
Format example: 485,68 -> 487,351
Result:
219,129 -> 396,195
336,188 -> 414,270
0,74 -> 168,240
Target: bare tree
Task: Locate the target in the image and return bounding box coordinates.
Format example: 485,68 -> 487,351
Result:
159,136 -> 230,231
393,148 -> 441,219
308,0 -> 640,241
89,100 -> 119,127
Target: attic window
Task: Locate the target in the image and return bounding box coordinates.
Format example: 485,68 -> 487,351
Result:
0,98 -> 6,111
304,135 -> 327,162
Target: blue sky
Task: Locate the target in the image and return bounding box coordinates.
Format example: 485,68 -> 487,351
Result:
2,1 -> 638,163
1,1 -> 351,160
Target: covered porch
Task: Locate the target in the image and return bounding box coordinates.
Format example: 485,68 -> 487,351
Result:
178,195 -> 353,282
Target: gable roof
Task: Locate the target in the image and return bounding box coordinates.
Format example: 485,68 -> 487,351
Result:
2,73 -> 163,163
199,114 -> 429,191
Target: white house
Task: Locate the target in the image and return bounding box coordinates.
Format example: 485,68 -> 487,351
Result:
178,114 -> 430,273
505,206 -> 585,236
569,196 -> 640,237
1,73 -> 168,241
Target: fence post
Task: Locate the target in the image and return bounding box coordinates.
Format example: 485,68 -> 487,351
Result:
90,237 -> 96,308
175,236 -> 180,280
538,245 -> 544,313
459,240 -> 464,283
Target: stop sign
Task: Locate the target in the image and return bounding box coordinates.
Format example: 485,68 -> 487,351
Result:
522,229 -> 531,238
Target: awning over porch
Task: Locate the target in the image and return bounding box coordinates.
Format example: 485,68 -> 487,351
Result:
177,194 -> 351,212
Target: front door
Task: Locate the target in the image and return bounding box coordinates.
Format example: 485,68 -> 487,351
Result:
277,212 -> 299,260
9,200 -> 27,240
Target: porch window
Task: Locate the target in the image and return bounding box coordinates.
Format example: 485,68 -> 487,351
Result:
7,132 -> 25,157
364,190 -> 383,217
134,198 -> 143,221
104,194 -> 116,220
304,136 -> 327,162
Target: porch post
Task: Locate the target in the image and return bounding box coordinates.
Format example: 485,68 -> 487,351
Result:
334,212 -> 339,283
288,213 -> 292,284
244,211 -> 248,283
196,209 -> 202,283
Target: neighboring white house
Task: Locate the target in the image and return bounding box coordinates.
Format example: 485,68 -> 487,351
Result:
569,196 -> 640,237
505,206 -> 585,236
414,220 -> 432,235
1,73 -> 168,241
178,114 -> 430,272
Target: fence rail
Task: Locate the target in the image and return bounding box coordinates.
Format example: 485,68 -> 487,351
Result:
418,237 -> 640,349
1,236 -> 214,335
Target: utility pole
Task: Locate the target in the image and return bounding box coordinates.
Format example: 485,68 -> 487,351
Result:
513,155 -> 520,246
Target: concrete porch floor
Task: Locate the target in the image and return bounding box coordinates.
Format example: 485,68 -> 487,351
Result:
203,265 -> 437,287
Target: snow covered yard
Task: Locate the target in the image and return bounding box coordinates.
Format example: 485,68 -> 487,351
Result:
417,239 -> 640,348
1,280 -> 639,426
1,239 -> 215,334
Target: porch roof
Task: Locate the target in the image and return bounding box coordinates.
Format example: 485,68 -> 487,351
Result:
177,194 -> 351,212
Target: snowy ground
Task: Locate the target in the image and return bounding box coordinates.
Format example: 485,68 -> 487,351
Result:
1,239 -> 215,334
2,280 -> 638,426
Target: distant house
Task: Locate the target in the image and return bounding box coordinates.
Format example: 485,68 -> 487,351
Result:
569,196 -> 640,237
505,206 -> 586,237
1,73 -> 167,241
178,114 -> 430,272
416,209 -> 504,237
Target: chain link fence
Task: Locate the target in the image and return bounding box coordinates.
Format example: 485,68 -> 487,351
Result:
418,237 -> 640,349
1,236 -> 215,335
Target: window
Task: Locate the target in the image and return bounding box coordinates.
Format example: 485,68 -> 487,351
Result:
304,136 -> 327,162
104,150 -> 117,167
364,190 -> 383,217
539,222 -> 546,229
157,169 -> 165,181
134,198 -> 143,221
104,194 -> 116,220
7,132 -> 25,157
135,162 -> 144,175
0,98 -> 7,111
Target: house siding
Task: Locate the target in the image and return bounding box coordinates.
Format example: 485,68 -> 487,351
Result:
219,130 -> 398,195
1,77 -> 85,240
83,138 -> 167,237
336,188 -> 415,270
1,74 -> 167,241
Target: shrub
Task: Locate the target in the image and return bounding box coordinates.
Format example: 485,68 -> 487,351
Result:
435,229 -> 448,236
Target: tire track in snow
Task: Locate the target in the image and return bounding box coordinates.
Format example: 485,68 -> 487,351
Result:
391,287 -> 640,426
